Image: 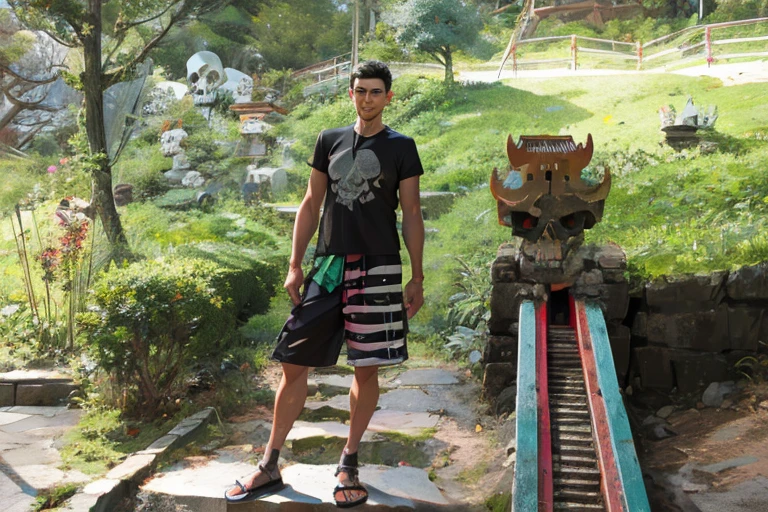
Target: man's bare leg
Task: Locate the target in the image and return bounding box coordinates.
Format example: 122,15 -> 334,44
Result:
335,365 -> 380,504
226,363 -> 309,498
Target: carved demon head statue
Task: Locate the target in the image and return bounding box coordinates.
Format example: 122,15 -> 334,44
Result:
490,134 -> 610,282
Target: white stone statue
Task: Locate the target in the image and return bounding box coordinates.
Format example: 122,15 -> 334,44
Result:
160,128 -> 193,183
186,51 -> 226,106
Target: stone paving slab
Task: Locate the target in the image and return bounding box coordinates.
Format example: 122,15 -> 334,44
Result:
142,458 -> 449,509
287,421 -> 376,443
0,411 -> 30,426
304,388 -> 446,416
1,408 -> 81,433
698,456 -> 759,475
390,369 -> 459,387
3,405 -> 70,416
1,406 -> 86,512
690,476 -> 768,512
368,410 -> 439,433
378,389 -> 446,413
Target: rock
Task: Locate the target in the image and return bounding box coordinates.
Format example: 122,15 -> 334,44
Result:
720,398 -> 734,409
643,415 -> 666,427
759,400 -> 768,410
657,405 -> 675,419
625,385 -> 633,396
651,423 -> 677,440
182,171 -> 205,188
668,408 -> 700,427
702,382 -> 722,407
682,481 -> 708,493
495,385 -> 517,416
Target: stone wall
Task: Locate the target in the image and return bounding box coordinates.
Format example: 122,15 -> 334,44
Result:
484,241 -> 631,398
484,243 -> 768,400
629,264 -> 768,393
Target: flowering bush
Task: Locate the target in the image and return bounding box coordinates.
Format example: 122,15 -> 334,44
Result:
78,257 -> 257,417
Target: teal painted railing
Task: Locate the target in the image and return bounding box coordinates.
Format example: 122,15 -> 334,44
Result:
513,300 -> 538,511
584,302 -> 651,512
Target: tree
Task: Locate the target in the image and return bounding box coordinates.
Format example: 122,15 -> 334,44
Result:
8,0 -> 228,256
251,0 -> 352,70
0,9 -> 70,149
386,0 -> 482,83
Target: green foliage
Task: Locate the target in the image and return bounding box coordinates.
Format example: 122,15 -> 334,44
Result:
0,156 -> 47,215
360,22 -> 406,62
534,15 -> 697,43
174,241 -> 283,318
706,0 -> 768,22
78,258 -> 242,416
485,492 -> 512,512
252,0 -> 352,70
60,406 -> 173,474
112,144 -> 172,198
32,482 -> 79,511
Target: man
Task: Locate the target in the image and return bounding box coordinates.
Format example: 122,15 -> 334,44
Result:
226,60 -> 425,508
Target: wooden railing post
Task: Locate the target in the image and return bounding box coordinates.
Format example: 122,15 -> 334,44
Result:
636,41 -> 643,70
705,26 -> 714,67
512,43 -> 518,76
571,34 -> 578,70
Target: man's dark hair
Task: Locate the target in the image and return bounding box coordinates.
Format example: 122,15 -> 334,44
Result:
349,60 -> 392,92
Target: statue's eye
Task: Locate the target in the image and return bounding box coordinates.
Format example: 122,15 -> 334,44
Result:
522,215 -> 537,229
561,214 -> 576,228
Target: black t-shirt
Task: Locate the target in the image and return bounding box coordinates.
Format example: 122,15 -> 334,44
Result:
310,124 -> 424,256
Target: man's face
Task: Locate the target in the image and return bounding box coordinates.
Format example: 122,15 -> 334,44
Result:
349,78 -> 393,123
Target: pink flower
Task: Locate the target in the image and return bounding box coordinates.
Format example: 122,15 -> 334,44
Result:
47,165 -> 57,173
59,157 -> 69,165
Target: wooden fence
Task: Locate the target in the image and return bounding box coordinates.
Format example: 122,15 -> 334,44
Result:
501,17 -> 768,74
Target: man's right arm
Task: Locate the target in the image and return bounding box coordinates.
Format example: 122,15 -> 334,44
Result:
284,168 -> 328,305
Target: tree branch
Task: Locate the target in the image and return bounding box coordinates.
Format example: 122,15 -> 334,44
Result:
5,89 -> 52,109
0,63 -> 60,85
114,1 -> 180,34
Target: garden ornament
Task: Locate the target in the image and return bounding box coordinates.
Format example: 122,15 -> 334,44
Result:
160,128 -> 190,171
220,68 -> 254,103
490,134 -> 610,283
186,51 -> 227,106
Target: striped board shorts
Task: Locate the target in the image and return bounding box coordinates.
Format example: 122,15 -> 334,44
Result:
271,254 -> 408,368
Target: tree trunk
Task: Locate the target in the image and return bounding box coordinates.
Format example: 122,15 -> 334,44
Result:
444,47 -> 454,84
82,0 -> 129,256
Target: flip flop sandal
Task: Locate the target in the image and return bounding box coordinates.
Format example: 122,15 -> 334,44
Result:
225,449 -> 285,504
334,451 -> 368,509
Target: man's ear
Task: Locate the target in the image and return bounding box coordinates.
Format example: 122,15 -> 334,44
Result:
349,88 -> 355,100
386,90 -> 394,102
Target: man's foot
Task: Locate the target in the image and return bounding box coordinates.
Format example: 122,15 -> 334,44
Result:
225,449 -> 284,503
334,450 -> 368,508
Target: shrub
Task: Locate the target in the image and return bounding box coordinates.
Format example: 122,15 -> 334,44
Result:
174,241 -> 284,319
79,258 -> 242,416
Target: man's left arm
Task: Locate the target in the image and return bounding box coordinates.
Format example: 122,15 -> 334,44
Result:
400,175 -> 424,319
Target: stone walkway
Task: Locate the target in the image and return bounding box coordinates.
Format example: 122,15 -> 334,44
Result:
138,367 -> 504,511
0,405 -> 86,512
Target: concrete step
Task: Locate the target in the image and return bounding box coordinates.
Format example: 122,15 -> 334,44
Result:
141,458 -> 457,511
0,370 -> 78,407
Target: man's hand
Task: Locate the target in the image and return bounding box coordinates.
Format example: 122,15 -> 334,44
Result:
403,279 -> 424,319
284,266 -> 304,305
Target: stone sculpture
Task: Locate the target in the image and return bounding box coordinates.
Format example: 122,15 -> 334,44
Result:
485,134 -> 630,398
186,51 -> 226,106
160,128 -> 192,184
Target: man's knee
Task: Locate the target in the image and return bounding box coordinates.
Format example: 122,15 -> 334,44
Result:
282,363 -> 309,383
353,365 -> 379,384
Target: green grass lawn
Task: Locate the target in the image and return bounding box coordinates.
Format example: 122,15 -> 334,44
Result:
268,68 -> 768,334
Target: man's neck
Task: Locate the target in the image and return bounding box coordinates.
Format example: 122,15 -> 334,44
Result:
354,118 -> 385,137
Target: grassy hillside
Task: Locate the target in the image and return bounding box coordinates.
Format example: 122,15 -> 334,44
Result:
272,69 -> 768,334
